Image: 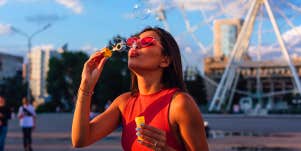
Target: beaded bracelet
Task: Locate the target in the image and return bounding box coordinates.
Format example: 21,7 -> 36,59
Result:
78,87 -> 94,96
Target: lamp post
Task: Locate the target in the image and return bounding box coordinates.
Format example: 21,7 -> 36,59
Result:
11,24 -> 51,102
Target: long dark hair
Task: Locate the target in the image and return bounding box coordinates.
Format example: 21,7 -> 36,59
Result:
130,27 -> 187,95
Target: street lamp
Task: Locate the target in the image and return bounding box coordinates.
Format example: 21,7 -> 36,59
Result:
11,24 -> 52,102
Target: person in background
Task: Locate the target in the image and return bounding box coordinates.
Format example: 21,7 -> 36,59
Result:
18,97 -> 36,151
0,96 -> 11,151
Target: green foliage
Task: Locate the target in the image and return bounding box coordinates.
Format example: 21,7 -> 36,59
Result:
0,70 -> 27,112
93,35 -> 130,111
46,51 -> 88,112
36,101 -> 57,113
45,36 -> 130,112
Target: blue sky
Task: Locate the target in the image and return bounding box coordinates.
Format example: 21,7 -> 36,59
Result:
0,0 -> 168,55
1,0 -> 301,68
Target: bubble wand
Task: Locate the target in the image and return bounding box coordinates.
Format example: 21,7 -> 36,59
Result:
101,38 -> 127,58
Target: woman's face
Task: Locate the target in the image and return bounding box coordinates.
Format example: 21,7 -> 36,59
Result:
128,31 -> 169,73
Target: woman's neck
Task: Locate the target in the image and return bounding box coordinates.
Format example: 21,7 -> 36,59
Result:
137,71 -> 163,95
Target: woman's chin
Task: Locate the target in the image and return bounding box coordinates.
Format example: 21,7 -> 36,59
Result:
128,62 -> 137,70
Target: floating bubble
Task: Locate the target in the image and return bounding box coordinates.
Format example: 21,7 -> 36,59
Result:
133,0 -> 152,20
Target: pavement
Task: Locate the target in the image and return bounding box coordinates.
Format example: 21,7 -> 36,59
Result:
4,113 -> 301,151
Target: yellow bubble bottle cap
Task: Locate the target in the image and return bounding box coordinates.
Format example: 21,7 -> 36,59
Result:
103,47 -> 112,58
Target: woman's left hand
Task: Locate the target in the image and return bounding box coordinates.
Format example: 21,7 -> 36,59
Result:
137,125 -> 172,151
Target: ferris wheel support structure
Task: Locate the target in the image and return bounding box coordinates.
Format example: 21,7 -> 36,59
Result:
209,0 -> 301,112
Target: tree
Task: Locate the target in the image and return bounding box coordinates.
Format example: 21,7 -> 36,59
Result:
45,35 -> 130,112
92,35 -> 130,111
46,51 -> 88,112
0,70 -> 27,112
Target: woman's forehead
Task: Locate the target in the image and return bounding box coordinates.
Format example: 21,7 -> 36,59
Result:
139,31 -> 160,39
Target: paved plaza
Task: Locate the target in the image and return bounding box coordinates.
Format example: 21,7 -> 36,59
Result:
5,113 -> 301,151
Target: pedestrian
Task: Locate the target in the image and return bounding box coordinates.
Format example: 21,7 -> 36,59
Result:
72,27 -> 209,150
18,97 -> 36,151
0,96 -> 11,151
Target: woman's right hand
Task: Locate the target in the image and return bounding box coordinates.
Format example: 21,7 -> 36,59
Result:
80,49 -> 108,92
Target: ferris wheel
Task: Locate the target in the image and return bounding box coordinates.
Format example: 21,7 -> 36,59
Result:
132,0 -> 301,112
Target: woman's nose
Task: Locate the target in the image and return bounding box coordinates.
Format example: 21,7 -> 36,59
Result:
132,42 -> 140,49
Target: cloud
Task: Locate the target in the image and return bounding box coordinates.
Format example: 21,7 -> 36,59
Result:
0,0 -> 6,6
247,26 -> 301,60
55,0 -> 83,14
0,24 -> 11,35
146,0 -> 216,11
15,0 -> 39,2
174,0 -> 219,11
282,26 -> 301,47
26,14 -> 65,25
248,45 -> 279,59
81,44 -> 98,54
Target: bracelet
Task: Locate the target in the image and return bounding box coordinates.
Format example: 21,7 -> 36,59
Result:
78,87 -> 94,96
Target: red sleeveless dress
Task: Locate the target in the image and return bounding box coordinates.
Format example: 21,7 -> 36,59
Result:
121,88 -> 186,151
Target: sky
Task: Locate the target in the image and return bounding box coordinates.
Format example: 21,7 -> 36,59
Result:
1,0 -> 301,69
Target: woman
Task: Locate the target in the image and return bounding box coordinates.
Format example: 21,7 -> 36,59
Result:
72,27 -> 209,151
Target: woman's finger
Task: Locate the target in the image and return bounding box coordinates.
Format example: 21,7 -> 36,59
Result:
137,125 -> 167,150
137,140 -> 154,149
89,51 -> 104,63
97,57 -> 108,71
141,125 -> 166,140
139,132 -> 158,145
140,127 -> 165,141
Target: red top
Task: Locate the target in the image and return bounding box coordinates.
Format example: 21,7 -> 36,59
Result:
121,88 -> 186,151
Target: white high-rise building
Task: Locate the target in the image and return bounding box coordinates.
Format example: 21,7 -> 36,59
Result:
29,48 -> 60,105
214,18 -> 243,58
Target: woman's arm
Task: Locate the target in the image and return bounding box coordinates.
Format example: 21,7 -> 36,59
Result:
172,92 -> 209,151
71,50 -> 128,147
72,52 -> 102,147
72,92 -> 130,147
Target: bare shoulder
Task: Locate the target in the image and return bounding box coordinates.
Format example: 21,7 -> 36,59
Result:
115,91 -> 132,101
171,92 -> 198,109
113,92 -> 132,111
170,92 -> 202,121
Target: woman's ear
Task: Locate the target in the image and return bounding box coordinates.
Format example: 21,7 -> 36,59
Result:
160,56 -> 170,68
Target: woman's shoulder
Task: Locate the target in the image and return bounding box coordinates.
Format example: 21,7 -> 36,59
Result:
114,91 -> 132,108
171,91 -> 198,111
116,91 -> 132,101
170,91 -> 202,124
172,91 -> 194,102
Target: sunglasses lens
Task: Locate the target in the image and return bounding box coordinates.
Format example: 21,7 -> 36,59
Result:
126,37 -> 138,47
127,37 -> 156,48
140,37 -> 154,47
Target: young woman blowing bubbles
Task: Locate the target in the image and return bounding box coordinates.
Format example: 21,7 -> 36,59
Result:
72,27 -> 209,151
